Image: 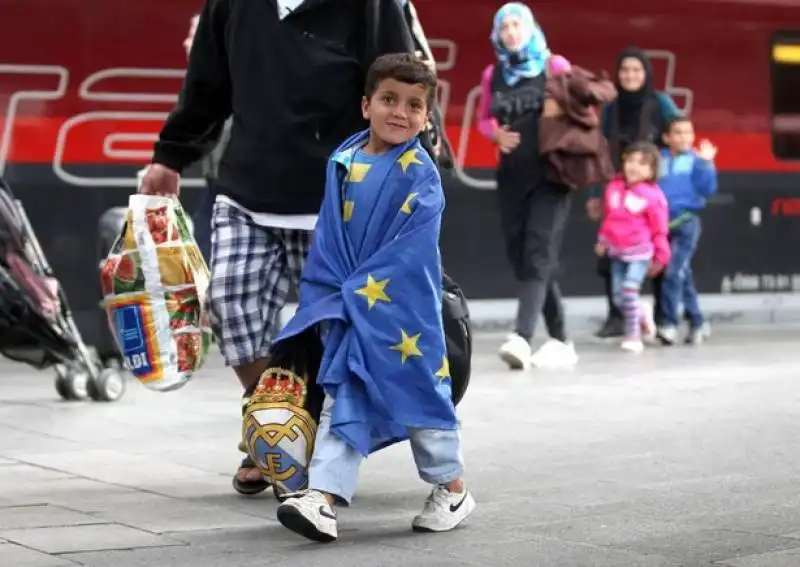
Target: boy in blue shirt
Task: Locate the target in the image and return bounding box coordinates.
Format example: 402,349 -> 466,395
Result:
656,116 -> 717,345
272,53 -> 475,543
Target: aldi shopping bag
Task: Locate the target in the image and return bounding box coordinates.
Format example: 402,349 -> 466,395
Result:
100,194 -> 211,391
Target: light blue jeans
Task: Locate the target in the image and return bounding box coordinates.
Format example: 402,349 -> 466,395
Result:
308,396 -> 464,505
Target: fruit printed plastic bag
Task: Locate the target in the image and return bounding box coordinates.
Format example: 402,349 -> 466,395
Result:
101,194 -> 211,391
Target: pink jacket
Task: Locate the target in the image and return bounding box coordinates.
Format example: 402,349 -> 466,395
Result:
477,55 -> 572,140
597,177 -> 671,266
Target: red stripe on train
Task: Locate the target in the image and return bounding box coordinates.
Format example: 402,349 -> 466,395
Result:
3,117 -> 800,172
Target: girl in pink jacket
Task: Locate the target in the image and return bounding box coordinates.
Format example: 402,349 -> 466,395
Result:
596,141 -> 670,352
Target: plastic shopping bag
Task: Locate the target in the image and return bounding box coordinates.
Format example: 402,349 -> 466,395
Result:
100,194 -> 211,391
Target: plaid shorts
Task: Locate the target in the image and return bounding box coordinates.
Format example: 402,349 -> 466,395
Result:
207,200 -> 311,367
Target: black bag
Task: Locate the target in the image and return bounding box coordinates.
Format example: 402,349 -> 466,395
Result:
442,271 -> 472,405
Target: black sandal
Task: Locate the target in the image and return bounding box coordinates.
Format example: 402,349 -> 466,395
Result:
232,455 -> 271,496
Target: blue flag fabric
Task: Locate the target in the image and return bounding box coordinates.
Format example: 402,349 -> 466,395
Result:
274,129 -> 457,457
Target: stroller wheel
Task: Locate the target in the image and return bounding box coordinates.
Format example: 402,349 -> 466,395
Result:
54,365 -> 89,401
87,368 -> 126,402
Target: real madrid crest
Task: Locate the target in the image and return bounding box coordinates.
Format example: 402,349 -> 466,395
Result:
241,366 -> 318,496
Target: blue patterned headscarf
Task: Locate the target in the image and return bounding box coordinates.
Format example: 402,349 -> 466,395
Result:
491,3 -> 550,86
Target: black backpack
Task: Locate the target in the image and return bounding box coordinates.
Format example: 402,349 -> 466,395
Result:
442,271 -> 472,405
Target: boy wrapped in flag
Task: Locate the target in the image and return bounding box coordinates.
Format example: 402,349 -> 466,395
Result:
272,53 -> 475,542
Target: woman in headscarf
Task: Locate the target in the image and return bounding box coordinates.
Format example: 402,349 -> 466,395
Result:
476,3 -> 578,370
587,47 -> 680,338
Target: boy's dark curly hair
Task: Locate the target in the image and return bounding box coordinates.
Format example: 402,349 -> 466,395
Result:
364,53 -> 437,107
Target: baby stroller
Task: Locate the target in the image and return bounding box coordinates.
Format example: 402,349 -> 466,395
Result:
0,178 -> 126,402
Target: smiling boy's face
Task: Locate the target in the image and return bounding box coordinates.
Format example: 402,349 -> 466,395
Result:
362,78 -> 429,150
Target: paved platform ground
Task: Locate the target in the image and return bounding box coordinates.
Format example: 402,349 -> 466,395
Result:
1,326 -> 800,567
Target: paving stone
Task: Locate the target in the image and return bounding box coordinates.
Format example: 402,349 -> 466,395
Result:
719,547 -> 800,567
0,504 -> 101,530
89,499 -> 269,534
0,464 -> 74,485
0,542 -> 77,566
621,529 -> 800,565
0,524 -> 186,554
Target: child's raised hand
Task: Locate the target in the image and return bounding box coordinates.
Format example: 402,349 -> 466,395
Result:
697,139 -> 717,162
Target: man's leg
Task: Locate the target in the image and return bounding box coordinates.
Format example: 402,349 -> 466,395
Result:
207,201 -> 295,487
279,227 -> 313,297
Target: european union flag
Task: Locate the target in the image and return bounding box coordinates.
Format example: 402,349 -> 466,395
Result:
274,129 -> 457,457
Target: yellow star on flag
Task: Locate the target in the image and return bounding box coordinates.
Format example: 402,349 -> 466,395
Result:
390,329 -> 423,364
348,162 -> 371,183
343,200 -> 355,222
354,274 -> 391,309
435,355 -> 450,379
400,192 -> 418,214
397,148 -> 424,173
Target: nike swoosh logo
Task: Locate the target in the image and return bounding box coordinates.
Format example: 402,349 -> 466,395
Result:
449,492 -> 469,513
319,506 -> 337,520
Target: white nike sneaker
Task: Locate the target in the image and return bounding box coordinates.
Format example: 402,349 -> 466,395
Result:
277,490 -> 338,542
412,485 -> 476,533
498,333 -> 531,370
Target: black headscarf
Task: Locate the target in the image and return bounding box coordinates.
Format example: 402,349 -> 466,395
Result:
608,46 -> 659,167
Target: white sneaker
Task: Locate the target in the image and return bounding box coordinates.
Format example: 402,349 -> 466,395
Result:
498,333 -> 531,370
530,339 -> 579,369
412,485 -> 476,533
639,300 -> 657,343
277,490 -> 338,543
657,325 -> 678,345
621,339 -> 644,353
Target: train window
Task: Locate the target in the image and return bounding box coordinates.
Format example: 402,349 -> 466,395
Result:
771,32 -> 800,159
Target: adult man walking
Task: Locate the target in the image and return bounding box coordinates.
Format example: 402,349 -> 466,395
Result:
139,0 -> 415,493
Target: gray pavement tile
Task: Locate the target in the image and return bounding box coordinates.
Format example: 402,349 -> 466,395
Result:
67,528 -> 475,567
0,478 -> 141,508
719,547 -> 800,567
0,542 -> 77,567
400,532 -> 681,567
621,529 -> 800,565
0,505 -> 101,530
87,498 -> 271,534
0,463 -> 75,485
0,524 -> 186,554
524,510 -> 708,547
0,423 -> 85,454
5,450 -> 226,490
